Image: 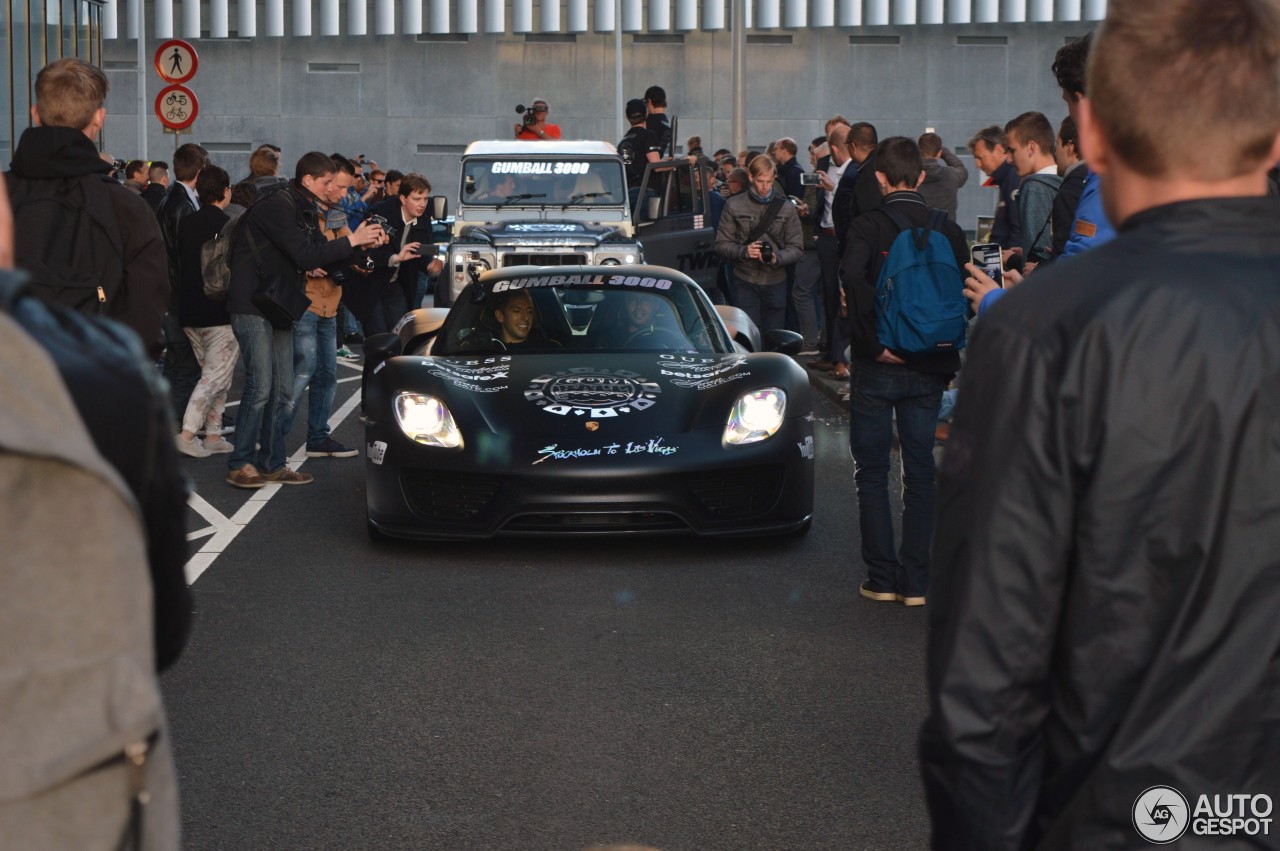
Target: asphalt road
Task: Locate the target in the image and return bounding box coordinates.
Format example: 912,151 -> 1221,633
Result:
167,358 -> 933,851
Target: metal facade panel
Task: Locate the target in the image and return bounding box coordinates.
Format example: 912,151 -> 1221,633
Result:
374,0 -> 395,33
755,0 -> 778,29
154,0 -> 172,37
648,0 -> 669,30
318,0 -> 338,34
457,0 -> 477,30
484,0 -> 503,32
512,0 -> 532,31
567,0 -> 588,32
292,0 -> 310,35
621,0 -> 640,31
701,0 -> 723,29
348,0 -> 367,34
539,0 -> 559,31
264,0 -> 283,35
781,0 -> 804,28
593,0 -> 613,29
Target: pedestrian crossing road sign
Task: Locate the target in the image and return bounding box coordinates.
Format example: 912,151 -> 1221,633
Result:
155,39 -> 198,85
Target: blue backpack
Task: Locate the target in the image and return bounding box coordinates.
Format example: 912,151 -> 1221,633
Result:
874,206 -> 967,355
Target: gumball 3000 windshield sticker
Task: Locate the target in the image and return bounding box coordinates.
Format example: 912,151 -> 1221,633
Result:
525,368 -> 661,417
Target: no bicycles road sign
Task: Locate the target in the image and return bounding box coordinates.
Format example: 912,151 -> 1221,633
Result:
155,84 -> 198,131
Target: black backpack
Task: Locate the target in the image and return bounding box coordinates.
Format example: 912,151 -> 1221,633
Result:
6,171 -> 126,317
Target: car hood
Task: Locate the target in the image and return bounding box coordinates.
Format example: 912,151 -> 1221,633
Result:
460,221 -> 625,247
381,351 -> 804,440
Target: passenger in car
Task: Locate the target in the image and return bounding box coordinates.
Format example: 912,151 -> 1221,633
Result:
597,292 -> 684,349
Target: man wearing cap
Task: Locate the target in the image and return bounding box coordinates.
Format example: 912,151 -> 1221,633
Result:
515,97 -> 562,141
618,99 -> 662,191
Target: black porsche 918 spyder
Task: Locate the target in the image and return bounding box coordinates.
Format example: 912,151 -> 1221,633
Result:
361,265 -> 815,540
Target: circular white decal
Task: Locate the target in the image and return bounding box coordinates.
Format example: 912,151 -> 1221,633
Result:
525,368 -> 660,418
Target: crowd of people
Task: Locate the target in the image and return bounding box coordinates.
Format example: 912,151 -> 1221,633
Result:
6,0 -> 1280,844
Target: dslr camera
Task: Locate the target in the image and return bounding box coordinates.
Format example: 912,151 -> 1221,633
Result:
515,104 -> 538,127
759,241 -> 774,264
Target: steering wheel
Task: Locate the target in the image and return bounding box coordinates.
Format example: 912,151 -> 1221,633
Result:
623,327 -> 687,349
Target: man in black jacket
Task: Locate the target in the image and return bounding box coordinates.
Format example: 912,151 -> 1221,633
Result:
225,152 -> 385,489
5,58 -> 169,356
360,172 -> 443,335
839,136 -> 967,608
922,1 -> 1280,847
156,142 -> 208,421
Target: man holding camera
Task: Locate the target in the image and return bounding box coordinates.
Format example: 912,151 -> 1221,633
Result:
357,173 -> 443,335
713,155 -> 804,333
515,98 -> 561,141
225,152 -> 386,489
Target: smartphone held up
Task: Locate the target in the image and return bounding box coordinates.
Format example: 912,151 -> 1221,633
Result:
970,243 -> 1004,288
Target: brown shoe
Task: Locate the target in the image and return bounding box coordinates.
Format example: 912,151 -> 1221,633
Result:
227,464 -> 267,489
935,422 -> 951,444
262,467 -> 314,485
829,364 -> 851,380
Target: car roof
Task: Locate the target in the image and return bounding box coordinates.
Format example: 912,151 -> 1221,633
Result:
463,140 -> 620,157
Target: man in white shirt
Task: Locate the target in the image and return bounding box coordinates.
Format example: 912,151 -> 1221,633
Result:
808,122 -> 852,369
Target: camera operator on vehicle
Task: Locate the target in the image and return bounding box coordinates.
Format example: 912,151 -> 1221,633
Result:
514,97 -> 561,141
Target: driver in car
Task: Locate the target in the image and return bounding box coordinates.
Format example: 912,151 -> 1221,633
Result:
599,292 -> 684,349
492,289 -> 551,350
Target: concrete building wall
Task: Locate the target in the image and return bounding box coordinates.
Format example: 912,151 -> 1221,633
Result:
102,22 -> 1089,232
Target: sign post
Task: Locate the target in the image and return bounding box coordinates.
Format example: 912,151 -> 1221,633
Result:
154,40 -> 199,146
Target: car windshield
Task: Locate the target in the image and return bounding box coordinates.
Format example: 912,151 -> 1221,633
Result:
460,158 -> 626,208
437,275 -> 733,356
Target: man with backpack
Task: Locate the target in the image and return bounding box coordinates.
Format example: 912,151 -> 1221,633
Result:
5,58 -> 169,355
839,136 -> 969,608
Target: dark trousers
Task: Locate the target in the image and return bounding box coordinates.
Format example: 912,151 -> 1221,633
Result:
848,360 -> 947,598
736,280 -> 787,334
817,234 -> 849,365
161,312 -> 201,423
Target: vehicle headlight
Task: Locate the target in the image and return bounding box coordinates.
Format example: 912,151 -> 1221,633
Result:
394,393 -> 463,449
723,388 -> 787,446
601,257 -> 621,265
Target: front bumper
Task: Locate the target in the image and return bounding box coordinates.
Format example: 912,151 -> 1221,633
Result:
364,418 -> 814,539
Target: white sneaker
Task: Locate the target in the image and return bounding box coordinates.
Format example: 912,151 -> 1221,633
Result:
175,433 -> 210,458
202,436 -> 235,454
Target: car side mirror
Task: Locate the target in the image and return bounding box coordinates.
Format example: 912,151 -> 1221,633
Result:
430,195 -> 449,221
645,196 -> 662,220
762,328 -> 804,356
364,332 -> 403,366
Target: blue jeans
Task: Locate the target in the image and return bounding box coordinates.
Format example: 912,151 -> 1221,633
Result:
284,311 -> 337,446
229,313 -> 295,473
848,360 -> 948,598
736,280 -> 787,334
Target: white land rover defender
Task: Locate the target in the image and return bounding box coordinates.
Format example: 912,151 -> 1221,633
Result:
439,140 -> 718,307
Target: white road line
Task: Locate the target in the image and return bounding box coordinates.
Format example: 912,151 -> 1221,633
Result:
183,385 -> 363,586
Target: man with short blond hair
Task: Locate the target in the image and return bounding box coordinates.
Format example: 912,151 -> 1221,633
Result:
923,1 -> 1280,846
5,57 -> 168,353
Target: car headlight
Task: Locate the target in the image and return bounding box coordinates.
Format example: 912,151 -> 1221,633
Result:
394,393 -> 463,449
601,257 -> 621,265
723,387 -> 787,446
